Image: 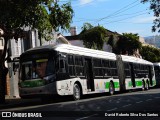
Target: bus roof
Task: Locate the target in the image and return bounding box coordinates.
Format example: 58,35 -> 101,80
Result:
121,55 -> 153,65
23,44 -> 116,60
23,44 -> 152,65
153,63 -> 160,66
54,44 -> 117,60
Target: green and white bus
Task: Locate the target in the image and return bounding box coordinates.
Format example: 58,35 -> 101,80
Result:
153,63 -> 160,87
19,44 -> 156,100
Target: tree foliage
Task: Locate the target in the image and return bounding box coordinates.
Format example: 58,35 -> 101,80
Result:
80,23 -> 107,50
0,0 -> 73,39
108,35 -> 115,47
140,45 -> 160,62
115,33 -> 142,55
80,23 -> 94,34
0,0 -> 73,103
107,34 -> 119,53
141,0 -> 160,32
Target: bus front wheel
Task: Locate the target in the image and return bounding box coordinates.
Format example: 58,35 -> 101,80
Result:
73,83 -> 81,100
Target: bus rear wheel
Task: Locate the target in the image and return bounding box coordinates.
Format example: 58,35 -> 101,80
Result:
109,82 -> 115,95
142,81 -> 145,91
146,81 -> 149,90
73,83 -> 81,100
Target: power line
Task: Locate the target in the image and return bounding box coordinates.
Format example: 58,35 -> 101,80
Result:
101,12 -> 149,25
99,10 -> 149,21
73,9 -> 150,23
109,21 -> 152,25
97,0 -> 140,22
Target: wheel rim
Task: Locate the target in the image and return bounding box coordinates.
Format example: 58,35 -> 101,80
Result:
109,83 -> 114,95
142,82 -> 145,91
146,82 -> 149,90
73,84 -> 80,100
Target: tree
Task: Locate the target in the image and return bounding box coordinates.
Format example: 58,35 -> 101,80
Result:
80,23 -> 107,50
107,34 -> 119,53
141,0 -> 160,32
108,35 -> 116,48
115,33 -> 142,55
0,0 -> 73,103
80,23 -> 94,34
140,45 -> 160,62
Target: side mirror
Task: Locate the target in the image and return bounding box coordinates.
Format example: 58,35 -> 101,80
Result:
13,62 -> 19,75
13,63 -> 15,71
8,67 -> 12,78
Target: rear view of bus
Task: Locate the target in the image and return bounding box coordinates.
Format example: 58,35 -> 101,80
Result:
19,48 -> 57,99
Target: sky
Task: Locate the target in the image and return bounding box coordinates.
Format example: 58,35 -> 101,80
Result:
61,0 -> 159,37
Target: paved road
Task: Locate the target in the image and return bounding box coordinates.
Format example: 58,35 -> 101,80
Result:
1,88 -> 160,120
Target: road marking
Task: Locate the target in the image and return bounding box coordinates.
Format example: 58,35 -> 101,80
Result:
76,114 -> 98,120
155,97 -> 160,99
117,98 -> 121,101
136,101 -> 143,104
107,108 -> 118,111
122,104 -> 131,108
146,99 -> 152,101
116,101 -> 120,103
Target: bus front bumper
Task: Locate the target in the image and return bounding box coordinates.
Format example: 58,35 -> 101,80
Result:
19,82 -> 57,98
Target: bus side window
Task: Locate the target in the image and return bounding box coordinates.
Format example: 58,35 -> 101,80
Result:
60,59 -> 64,68
59,59 -> 66,73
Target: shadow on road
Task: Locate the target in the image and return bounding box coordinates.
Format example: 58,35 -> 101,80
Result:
0,87 -> 159,111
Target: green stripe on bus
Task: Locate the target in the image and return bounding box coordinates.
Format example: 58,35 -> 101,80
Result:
152,80 -> 156,86
128,81 -> 132,87
128,79 -> 157,87
105,82 -> 119,89
20,80 -> 45,88
136,80 -> 142,86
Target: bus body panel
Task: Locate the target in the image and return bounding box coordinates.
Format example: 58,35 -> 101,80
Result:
19,82 -> 57,98
19,44 -> 156,99
56,77 -> 120,96
56,77 -> 87,95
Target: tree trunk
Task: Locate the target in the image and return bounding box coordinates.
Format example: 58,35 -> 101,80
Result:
0,36 -> 9,104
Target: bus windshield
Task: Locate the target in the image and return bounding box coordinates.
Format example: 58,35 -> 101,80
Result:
20,58 -> 54,80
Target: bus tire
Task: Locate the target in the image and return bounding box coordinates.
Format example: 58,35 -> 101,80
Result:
146,81 -> 149,90
142,81 -> 145,91
109,82 -> 115,95
73,83 -> 81,100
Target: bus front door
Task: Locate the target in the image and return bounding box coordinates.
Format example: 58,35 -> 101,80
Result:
85,58 -> 95,91
129,63 -> 136,87
148,66 -> 153,86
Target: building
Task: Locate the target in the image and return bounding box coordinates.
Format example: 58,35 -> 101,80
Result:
7,31 -> 72,98
0,37 -> 10,96
65,27 -> 120,52
7,29 -> 40,98
65,27 -> 152,59
42,33 -> 71,46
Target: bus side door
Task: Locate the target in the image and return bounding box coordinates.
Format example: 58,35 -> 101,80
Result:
85,58 -> 95,91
